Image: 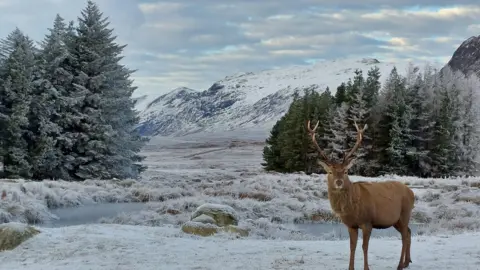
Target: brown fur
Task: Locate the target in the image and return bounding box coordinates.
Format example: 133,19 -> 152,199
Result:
307,120 -> 415,270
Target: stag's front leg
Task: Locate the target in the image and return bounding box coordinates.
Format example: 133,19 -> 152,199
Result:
360,224 -> 372,270
348,227 -> 358,270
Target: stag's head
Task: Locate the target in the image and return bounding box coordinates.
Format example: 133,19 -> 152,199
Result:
306,120 -> 367,191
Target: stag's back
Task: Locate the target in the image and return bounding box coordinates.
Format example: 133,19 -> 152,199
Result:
353,180 -> 415,227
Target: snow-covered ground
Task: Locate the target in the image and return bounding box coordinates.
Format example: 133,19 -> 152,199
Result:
1,135 -> 480,268
1,139 -> 480,237
1,223 -> 480,270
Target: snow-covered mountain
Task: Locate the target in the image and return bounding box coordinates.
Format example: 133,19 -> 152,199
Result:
135,58 -> 414,137
445,35 -> 480,78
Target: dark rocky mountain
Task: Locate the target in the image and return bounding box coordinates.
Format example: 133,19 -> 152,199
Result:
445,35 -> 480,77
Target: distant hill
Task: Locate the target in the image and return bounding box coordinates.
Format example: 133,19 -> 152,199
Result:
134,58 -> 413,137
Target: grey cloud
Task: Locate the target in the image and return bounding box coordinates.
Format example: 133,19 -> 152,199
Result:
0,0 -> 476,97
239,8 -> 479,40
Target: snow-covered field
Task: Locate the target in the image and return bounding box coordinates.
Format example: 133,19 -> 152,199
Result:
1,223 -> 480,270
2,138 -> 480,236
1,134 -> 480,268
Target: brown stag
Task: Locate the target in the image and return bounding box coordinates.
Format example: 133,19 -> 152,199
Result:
306,120 -> 415,270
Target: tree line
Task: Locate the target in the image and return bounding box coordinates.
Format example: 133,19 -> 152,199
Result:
0,1 -> 147,181
262,64 -> 480,178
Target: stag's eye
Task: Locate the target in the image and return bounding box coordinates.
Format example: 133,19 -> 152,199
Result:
327,171 -> 332,175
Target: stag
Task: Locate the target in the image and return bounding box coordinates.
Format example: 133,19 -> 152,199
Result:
307,120 -> 415,270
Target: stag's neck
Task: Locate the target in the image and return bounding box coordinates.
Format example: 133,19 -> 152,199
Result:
327,186 -> 357,216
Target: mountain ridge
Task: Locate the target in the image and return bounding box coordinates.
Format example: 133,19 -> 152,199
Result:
445,35 -> 480,77
134,58 -> 428,137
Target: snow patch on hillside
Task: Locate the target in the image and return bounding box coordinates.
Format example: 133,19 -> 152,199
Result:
134,58 -> 421,136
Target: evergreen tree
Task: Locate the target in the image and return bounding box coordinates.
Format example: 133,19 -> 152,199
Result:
62,1 -> 147,180
344,70 -> 371,174
0,29 -> 37,178
325,102 -> 349,161
428,67 -> 476,177
334,82 -> 347,106
277,91 -> 306,172
262,116 -> 286,171
375,67 -> 412,175
262,63 -> 480,178
362,67 -> 382,175
27,14 -> 69,180
458,73 -> 480,175
307,87 -> 334,173
405,64 -> 436,176
262,88 -> 333,174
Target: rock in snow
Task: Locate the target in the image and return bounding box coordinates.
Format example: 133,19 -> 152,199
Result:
0,222 -> 40,251
181,203 -> 248,237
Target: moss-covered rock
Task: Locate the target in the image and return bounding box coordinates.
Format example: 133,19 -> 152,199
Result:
181,221 -> 219,236
191,203 -> 238,226
191,214 -> 216,224
0,222 -> 40,251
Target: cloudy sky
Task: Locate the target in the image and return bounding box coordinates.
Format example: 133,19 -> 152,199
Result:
0,0 -> 479,97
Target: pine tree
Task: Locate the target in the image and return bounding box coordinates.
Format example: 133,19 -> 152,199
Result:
458,73 -> 480,175
428,66 -> 477,177
344,70 -> 371,174
277,91 -> 307,172
334,82 -> 347,106
325,102 -> 350,162
306,87 -> 333,173
405,64 -> 436,176
362,67 -> 382,175
26,14 -> 70,180
375,67 -> 412,175
262,116 -> 286,171
61,1 -> 147,180
0,29 -> 37,178
262,87 -> 333,174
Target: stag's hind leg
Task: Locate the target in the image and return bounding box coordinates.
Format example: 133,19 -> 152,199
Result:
404,227 -> 412,267
393,222 -> 410,270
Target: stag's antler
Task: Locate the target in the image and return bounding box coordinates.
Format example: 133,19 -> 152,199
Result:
342,121 -> 368,163
306,120 -> 330,162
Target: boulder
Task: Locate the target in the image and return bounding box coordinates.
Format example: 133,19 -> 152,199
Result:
0,222 -> 40,251
181,203 -> 249,237
191,214 -> 216,224
181,221 -> 219,236
191,203 -> 239,226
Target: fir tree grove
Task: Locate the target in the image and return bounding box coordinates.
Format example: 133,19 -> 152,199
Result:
0,1 -> 147,180
263,65 -> 480,178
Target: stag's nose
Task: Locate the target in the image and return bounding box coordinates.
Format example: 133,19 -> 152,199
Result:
335,179 -> 343,187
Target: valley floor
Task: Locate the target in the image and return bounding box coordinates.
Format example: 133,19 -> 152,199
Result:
2,133 -> 480,269
0,224 -> 479,270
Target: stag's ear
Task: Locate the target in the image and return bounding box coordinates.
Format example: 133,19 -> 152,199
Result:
345,158 -> 356,170
317,160 -> 331,172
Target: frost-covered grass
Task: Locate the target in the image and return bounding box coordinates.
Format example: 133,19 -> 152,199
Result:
1,140 -> 480,240
1,223 -> 480,270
